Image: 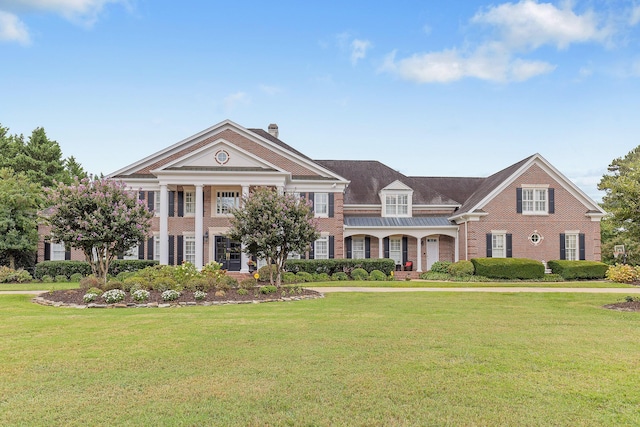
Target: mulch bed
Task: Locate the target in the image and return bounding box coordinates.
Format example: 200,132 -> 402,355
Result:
36,287 -> 321,308
603,301 -> 640,312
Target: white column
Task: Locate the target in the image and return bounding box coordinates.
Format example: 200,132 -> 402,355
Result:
240,185 -> 250,273
379,236 -> 384,259
195,184 -> 204,270
417,237 -> 423,272
159,184 -> 169,265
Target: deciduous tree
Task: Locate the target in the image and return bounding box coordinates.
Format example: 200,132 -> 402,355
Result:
45,177 -> 153,282
228,187 -> 319,286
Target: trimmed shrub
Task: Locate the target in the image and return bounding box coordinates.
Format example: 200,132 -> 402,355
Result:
605,264 -> 640,284
547,260 -> 609,280
430,261 -> 452,273
313,272 -> 331,282
54,275 -> 67,283
34,261 -> 92,280
259,285 -> 277,294
471,258 -> 545,280
109,260 -> 158,276
282,272 -> 298,284
332,271 -> 349,281
220,275 -> 237,289
419,271 -> 450,280
103,280 -> 124,291
448,260 -> 474,277
239,278 -> 257,289
0,267 -> 32,283
41,275 -> 53,283
286,258 -> 395,276
257,264 -> 278,282
351,268 -> 369,281
80,275 -> 101,289
70,273 -> 83,282
369,270 -> 387,281
295,271 -> 314,283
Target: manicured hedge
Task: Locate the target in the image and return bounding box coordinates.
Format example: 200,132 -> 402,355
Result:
285,258 -> 396,276
35,260 -> 158,279
471,258 -> 545,280
547,260 -> 608,280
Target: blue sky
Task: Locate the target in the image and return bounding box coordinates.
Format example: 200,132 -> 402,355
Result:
2,0 -> 640,201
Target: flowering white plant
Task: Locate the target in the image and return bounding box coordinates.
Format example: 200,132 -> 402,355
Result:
83,292 -> 99,303
102,289 -> 126,303
132,289 -> 150,302
194,290 -> 207,301
161,289 -> 180,301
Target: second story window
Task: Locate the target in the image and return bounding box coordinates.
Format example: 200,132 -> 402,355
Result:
184,191 -> 195,215
216,191 -> 240,215
521,188 -> 548,214
314,193 -> 328,217
385,194 -> 408,216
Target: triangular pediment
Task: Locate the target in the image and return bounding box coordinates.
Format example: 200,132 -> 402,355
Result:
381,180 -> 413,192
160,141 -> 282,172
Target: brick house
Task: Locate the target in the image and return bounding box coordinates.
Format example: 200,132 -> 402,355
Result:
38,120 -> 605,272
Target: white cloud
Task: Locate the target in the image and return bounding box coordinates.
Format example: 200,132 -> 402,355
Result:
471,0 -> 609,50
383,0 -> 609,84
631,6 -> 640,26
350,38 -> 372,65
0,10 -> 29,44
259,84 -> 282,96
0,0 -> 130,27
223,92 -> 250,111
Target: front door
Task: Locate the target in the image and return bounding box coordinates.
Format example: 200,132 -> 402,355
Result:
426,238 -> 439,271
215,236 -> 242,271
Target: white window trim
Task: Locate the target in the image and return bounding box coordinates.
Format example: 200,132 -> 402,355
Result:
522,185 -> 549,216
389,237 -> 402,266
153,235 -> 160,261
314,236 -> 329,259
184,234 -> 196,265
314,193 -> 328,218
352,237 -> 365,259
491,231 -> 506,258
380,190 -> 413,218
214,188 -> 241,216
51,242 -> 66,261
565,232 -> 579,261
154,191 -> 161,217
184,190 -> 196,216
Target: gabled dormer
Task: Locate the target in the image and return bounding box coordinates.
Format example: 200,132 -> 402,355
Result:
379,180 -> 413,218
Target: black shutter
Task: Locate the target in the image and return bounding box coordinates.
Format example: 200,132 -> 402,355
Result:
516,188 -> 523,213
560,234 -> 566,260
147,191 -> 154,211
402,237 -> 408,264
138,191 -> 145,201
168,235 -> 174,265
506,234 -> 513,258
329,236 -> 335,259
384,237 -> 389,259
309,240 -> 315,259
177,236 -> 184,265
147,237 -> 154,260
328,193 -> 334,218
65,246 -> 71,260
486,233 -> 493,258
365,237 -> 371,259
177,191 -> 184,217
138,241 -> 145,260
548,188 -> 555,214
345,236 -> 352,259
308,193 -> 315,213
44,242 -> 50,261
168,191 -> 175,217
579,233 -> 586,260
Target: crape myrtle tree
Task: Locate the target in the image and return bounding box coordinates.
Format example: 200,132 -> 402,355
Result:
228,187 -> 319,286
45,177 -> 153,283
598,145 -> 640,265
0,168 -> 42,269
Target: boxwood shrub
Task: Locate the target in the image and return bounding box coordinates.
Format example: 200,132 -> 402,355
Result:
285,258 -> 395,276
35,260 -> 158,280
471,258 -> 545,280
547,260 -> 608,280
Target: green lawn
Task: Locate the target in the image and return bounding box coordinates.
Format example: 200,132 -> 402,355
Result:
312,279 -> 633,288
2,291 -> 640,426
0,282 -> 80,291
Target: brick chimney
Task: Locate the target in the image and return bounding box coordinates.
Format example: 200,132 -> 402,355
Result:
268,123 -> 279,138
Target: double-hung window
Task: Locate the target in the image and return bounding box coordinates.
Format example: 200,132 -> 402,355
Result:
216,191 -> 240,215
153,236 -> 160,261
491,234 -> 506,258
352,237 -> 365,259
522,188 -> 547,214
51,242 -> 66,261
385,194 -> 408,216
184,236 -> 196,264
564,234 -> 578,261
154,191 -> 161,217
389,238 -> 402,265
314,236 -> 329,259
314,193 -> 328,217
184,191 -> 196,215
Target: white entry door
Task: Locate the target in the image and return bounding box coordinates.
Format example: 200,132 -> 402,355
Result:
426,238 -> 439,271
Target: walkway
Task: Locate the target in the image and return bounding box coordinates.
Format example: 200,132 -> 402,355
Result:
307,286 -> 640,294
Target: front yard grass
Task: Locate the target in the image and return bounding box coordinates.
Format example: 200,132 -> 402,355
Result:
313,279 -> 633,288
0,281 -> 80,291
1,291 -> 639,426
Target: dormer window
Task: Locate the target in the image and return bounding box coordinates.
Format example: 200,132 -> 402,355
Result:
379,180 -> 413,218
385,194 -> 408,216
